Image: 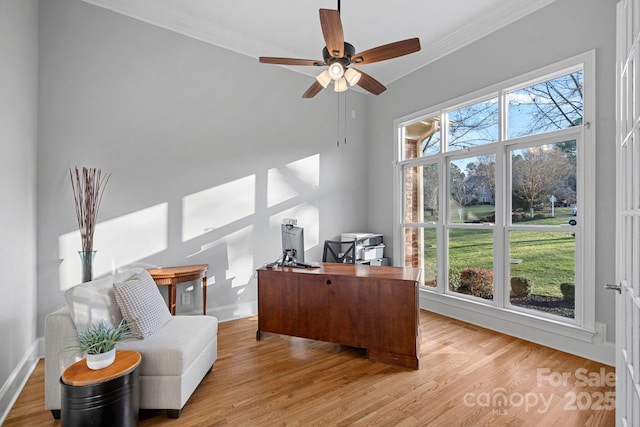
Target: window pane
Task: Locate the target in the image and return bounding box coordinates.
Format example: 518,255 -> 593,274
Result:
447,98 -> 498,151
403,227 -> 437,288
449,155 -> 496,223
448,229 -> 493,299
404,163 -> 439,223
507,71 -> 583,139
509,231 -> 575,319
511,141 -> 576,225
402,115 -> 441,159
396,59 -> 586,327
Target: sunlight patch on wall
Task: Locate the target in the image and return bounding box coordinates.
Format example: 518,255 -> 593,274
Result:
267,154 -> 320,207
58,203 -> 168,291
190,225 -> 255,288
182,175 -> 256,242
269,203 -> 319,258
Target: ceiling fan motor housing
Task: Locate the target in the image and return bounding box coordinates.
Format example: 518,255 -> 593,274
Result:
323,42 -> 356,66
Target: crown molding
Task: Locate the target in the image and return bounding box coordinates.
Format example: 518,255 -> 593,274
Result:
81,0 -> 559,85
389,0 -> 559,83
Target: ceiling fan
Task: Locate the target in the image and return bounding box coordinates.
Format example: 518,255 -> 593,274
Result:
259,3 -> 421,98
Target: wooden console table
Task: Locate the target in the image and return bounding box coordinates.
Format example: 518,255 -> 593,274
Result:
147,264 -> 208,315
257,263 -> 422,369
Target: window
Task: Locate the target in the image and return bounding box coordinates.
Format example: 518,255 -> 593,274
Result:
395,53 -> 594,332
447,97 -> 499,151
507,73 -> 583,139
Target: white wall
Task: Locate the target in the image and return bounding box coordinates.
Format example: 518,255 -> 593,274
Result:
36,0 -> 368,333
0,0 -> 39,418
365,0 -> 617,361
0,1 -> 620,414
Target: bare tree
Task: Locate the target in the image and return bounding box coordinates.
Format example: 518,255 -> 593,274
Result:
512,145 -> 575,215
465,156 -> 496,203
449,163 -> 467,206
417,100 -> 499,156
447,100 -> 499,150
415,71 -> 583,155
406,71 -> 582,219
422,163 -> 439,216
510,72 -> 583,137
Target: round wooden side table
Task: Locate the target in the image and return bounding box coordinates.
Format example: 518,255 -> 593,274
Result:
60,350 -> 142,427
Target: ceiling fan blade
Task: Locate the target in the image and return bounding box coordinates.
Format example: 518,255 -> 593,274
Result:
302,80 -> 325,98
351,38 -> 421,65
259,57 -> 325,66
319,9 -> 344,58
356,70 -> 387,95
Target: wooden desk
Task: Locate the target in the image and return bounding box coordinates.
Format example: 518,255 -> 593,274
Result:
257,263 -> 422,369
61,350 -> 141,427
147,264 -> 208,315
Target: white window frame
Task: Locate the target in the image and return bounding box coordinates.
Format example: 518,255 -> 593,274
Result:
392,51 -> 596,343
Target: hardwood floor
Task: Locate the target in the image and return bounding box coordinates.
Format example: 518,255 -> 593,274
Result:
5,311 -> 615,426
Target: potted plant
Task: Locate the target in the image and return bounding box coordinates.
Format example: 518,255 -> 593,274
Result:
73,320 -> 131,370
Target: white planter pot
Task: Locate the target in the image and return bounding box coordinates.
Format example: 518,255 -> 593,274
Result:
86,348 -> 116,370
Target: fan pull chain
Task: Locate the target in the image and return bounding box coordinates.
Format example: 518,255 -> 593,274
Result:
344,92 -> 347,145
337,91 -> 340,147
336,92 -> 348,147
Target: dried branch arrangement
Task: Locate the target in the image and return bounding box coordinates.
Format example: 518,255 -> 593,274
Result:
70,166 -> 111,252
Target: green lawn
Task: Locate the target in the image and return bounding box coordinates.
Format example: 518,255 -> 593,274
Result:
425,207 -> 576,297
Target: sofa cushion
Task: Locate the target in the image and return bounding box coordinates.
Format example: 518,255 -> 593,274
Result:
64,269 -> 140,331
118,315 -> 218,376
113,270 -> 171,338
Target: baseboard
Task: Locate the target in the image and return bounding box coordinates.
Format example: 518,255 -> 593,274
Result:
421,291 -> 615,366
178,301 -> 257,322
0,339 -> 42,425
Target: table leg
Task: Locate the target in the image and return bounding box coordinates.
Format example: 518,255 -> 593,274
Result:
202,276 -> 207,315
169,284 -> 177,315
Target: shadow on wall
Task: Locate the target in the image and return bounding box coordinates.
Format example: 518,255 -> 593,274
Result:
55,154 -> 321,314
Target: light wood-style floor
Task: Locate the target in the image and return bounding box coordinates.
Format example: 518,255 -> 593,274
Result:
5,311 -> 615,426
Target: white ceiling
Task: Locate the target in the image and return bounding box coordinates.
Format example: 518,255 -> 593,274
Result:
82,0 -> 558,88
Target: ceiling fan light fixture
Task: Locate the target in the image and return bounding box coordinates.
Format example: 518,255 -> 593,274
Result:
259,8 -> 421,98
334,77 -> 348,92
316,70 -> 331,88
345,68 -> 361,86
328,62 -> 344,80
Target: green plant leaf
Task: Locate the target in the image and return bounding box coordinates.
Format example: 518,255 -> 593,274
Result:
71,319 -> 131,355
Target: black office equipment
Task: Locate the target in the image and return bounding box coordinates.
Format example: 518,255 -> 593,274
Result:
322,240 -> 356,263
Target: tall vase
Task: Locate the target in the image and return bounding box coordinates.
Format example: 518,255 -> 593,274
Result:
78,250 -> 97,283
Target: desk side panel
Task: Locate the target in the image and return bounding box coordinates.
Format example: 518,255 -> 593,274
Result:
358,278 -> 419,367
257,269 -> 300,338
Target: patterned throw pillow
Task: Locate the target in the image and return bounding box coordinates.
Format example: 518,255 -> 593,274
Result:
113,270 -> 171,338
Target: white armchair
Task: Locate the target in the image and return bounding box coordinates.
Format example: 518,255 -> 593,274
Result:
44,268 -> 218,418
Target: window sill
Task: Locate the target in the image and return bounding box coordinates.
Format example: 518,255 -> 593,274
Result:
420,287 -> 596,343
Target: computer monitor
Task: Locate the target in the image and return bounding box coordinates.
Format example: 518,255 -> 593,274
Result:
281,224 -> 304,263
